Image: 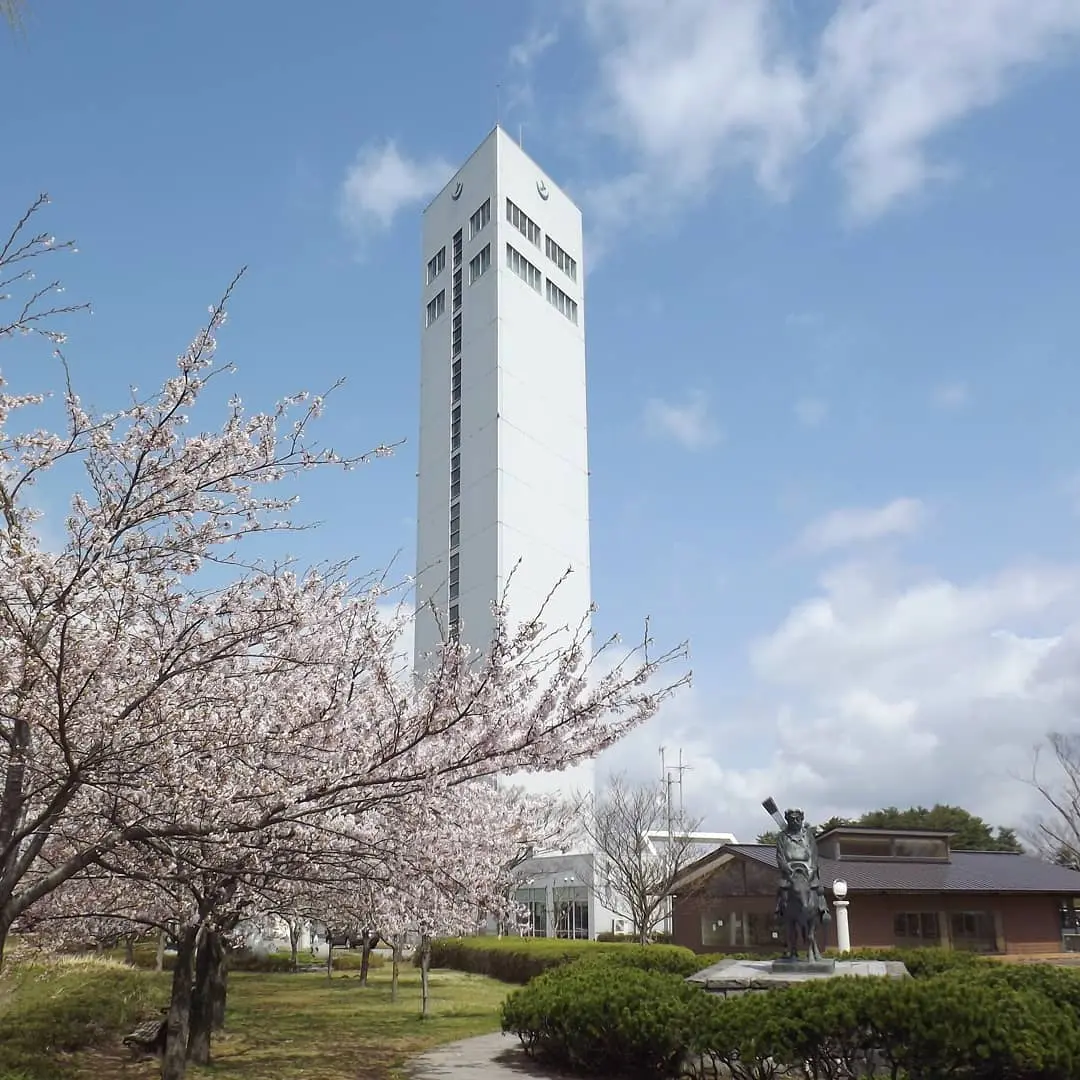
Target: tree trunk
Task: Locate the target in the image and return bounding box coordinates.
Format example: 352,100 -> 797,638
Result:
0,914 -> 11,972
210,935 -> 228,1030
156,930 -> 166,972
390,937 -> 401,1002
326,942 -> 334,983
162,925 -> 197,1080
125,933 -> 136,966
359,930 -> 376,987
420,934 -> 431,1018
289,922 -> 299,972
187,930 -> 213,1066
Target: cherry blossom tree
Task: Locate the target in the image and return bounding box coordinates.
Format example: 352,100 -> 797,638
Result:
2,199 -> 690,1079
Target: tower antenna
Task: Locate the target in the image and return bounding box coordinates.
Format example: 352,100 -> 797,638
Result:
495,83 -> 501,129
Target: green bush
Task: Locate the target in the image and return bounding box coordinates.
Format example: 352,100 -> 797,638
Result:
0,955 -> 157,1079
121,942 -> 382,974
501,959 -> 714,1077
502,956 -> 1080,1079
423,936 -> 703,984
705,971 -> 1080,1080
828,945 -> 985,977
595,930 -> 673,944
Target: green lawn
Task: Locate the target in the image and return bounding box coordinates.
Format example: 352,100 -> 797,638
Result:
70,968 -> 507,1080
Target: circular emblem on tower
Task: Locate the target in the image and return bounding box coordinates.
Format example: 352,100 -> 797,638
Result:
537,179 -> 549,200
451,181 -> 463,200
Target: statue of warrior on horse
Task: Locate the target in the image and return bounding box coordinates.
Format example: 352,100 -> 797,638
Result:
763,798 -> 831,962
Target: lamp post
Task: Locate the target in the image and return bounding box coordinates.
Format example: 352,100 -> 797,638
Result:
832,879 -> 851,954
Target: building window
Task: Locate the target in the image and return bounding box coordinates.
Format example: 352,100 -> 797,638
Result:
451,431 -> 461,451
554,887 -> 589,940
425,290 -> 445,327
545,235 -> 577,282
893,912 -> 941,944
893,838 -> 949,860
700,905 -> 779,949
469,198 -> 490,239
950,912 -> 998,952
452,269 -> 462,312
449,604 -> 460,638
506,243 -> 542,292
426,246 -> 446,285
452,229 -> 463,269
506,198 -> 540,246
517,888 -> 547,937
545,279 -> 578,324
469,244 -> 491,284
837,836 -> 896,859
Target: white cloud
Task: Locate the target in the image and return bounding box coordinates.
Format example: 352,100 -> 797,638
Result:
794,396 -> 829,428
798,497 -> 926,553
509,26 -> 559,70
932,380 -> 971,409
643,390 -> 722,450
340,141 -> 453,244
575,0 -> 1080,229
603,554 -> 1080,843
819,0 -> 1080,221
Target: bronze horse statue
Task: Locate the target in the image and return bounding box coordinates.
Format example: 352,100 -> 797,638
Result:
780,862 -> 826,962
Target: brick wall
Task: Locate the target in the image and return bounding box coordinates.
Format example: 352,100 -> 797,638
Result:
673,870 -> 1066,956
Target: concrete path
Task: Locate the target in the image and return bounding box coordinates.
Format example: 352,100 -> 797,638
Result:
407,1032 -> 563,1080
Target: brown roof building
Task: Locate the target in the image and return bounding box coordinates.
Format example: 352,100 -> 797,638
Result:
668,826 -> 1080,956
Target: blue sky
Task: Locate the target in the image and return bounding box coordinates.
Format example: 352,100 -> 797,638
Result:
4,0 -> 1080,841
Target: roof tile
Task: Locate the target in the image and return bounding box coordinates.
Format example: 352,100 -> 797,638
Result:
724,844 -> 1080,894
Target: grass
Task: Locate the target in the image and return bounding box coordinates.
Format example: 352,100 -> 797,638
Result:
69,967 -> 507,1080
0,954 -> 156,1080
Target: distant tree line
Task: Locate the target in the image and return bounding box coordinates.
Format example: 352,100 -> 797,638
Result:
756,803 -> 1022,853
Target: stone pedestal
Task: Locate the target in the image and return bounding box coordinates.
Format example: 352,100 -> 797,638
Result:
687,957 -> 910,998
770,958 -> 836,975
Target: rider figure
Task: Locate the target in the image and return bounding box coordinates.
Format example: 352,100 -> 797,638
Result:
774,807 -> 830,924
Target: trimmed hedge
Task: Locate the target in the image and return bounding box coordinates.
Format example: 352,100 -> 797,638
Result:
422,937 -> 709,983
0,955 -> 157,1079
122,942 -> 382,973
832,944 -> 985,978
501,959 -> 715,1077
501,956 -> 1080,1079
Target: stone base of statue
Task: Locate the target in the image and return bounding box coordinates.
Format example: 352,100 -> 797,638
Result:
687,957 -> 910,998
770,957 -> 836,975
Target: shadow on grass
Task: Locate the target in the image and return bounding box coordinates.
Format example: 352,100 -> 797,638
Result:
72,969 -> 506,1080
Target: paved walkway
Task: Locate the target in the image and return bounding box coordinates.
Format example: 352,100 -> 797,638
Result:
407,1032 -> 561,1080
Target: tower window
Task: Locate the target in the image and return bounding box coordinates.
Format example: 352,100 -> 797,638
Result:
507,243 -> 542,292
545,279 -> 578,324
545,235 -> 577,282
425,290 -> 446,327
507,199 -> 540,246
469,198 -> 491,240
427,246 -> 446,284
469,244 -> 491,284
